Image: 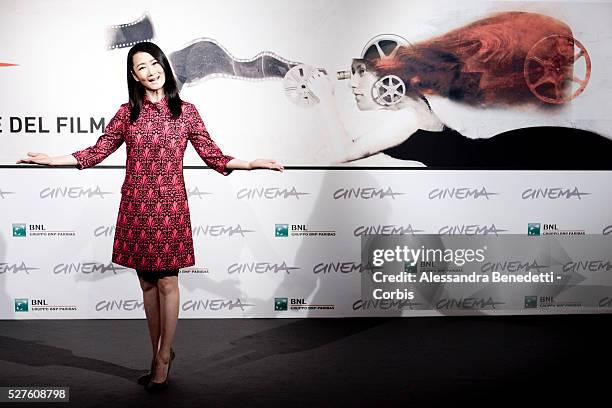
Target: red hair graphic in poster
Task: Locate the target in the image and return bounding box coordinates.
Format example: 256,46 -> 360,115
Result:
371,12 -> 589,106
321,11 -> 609,168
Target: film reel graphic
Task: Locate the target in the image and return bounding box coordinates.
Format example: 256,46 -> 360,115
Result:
524,35 -> 591,104
362,35 -> 409,106
335,34 -> 410,106
283,64 -> 323,107
360,34 -> 408,60
372,75 -> 406,106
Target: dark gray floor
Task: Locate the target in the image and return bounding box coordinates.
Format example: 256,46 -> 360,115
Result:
0,315 -> 609,407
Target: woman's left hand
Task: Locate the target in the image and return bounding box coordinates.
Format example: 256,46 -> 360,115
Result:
249,158 -> 284,171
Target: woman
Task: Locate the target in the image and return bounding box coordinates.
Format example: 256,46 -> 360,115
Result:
17,41 -> 283,392
313,12 -> 612,169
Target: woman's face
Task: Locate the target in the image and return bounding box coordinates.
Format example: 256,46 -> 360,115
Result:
350,59 -> 381,111
131,52 -> 165,92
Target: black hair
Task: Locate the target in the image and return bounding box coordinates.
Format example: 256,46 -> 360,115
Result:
127,42 -> 182,122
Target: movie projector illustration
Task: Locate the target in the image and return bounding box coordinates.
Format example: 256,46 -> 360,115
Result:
106,14 -> 590,107
333,32 -> 591,106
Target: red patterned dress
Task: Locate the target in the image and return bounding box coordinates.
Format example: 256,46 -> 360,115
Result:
72,97 -> 233,271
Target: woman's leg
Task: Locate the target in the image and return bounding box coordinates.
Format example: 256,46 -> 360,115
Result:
138,275 -> 161,363
151,274 -> 180,382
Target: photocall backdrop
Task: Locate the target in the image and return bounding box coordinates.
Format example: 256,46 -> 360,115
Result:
1,0 -> 611,318
2,169 -> 612,318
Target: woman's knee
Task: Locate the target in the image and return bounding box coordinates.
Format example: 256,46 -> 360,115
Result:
156,276 -> 178,295
138,276 -> 158,292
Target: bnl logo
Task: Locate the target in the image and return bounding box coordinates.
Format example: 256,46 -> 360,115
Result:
527,223 -> 540,236
274,298 -> 288,311
275,224 -> 308,237
274,298 -> 306,311
528,223 -> 559,236
14,298 -> 29,312
12,224 -> 26,237
404,263 -> 417,273
12,224 -> 46,237
275,224 -> 288,237
15,299 -> 47,311
524,296 -> 537,308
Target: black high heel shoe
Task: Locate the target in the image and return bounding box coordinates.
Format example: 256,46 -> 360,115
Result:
145,349 -> 175,393
138,349 -> 174,386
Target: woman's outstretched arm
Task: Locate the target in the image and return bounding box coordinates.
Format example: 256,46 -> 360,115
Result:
18,105 -> 128,168
226,158 -> 283,171
17,153 -> 78,166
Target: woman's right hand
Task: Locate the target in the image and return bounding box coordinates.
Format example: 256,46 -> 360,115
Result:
17,152 -> 52,165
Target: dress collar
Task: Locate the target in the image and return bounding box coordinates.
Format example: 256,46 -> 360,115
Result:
143,94 -> 168,112
143,94 -> 168,106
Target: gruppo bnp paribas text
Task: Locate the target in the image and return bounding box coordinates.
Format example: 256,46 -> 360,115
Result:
369,245 -> 557,301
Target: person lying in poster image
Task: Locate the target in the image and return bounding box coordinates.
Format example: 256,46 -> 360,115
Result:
309,12 -> 612,169
17,41 -> 283,393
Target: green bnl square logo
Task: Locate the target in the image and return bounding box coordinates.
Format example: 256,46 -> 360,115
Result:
528,223 -> 541,236
14,298 -> 29,312
12,223 -> 26,237
524,296 -> 538,308
404,263 -> 417,273
274,298 -> 288,311
275,224 -> 289,237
